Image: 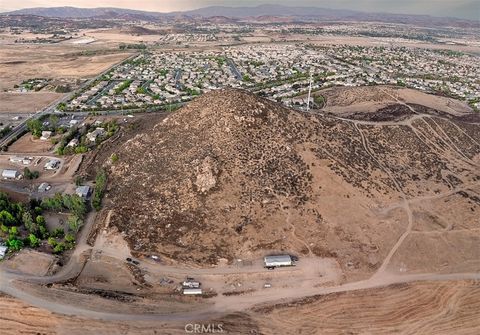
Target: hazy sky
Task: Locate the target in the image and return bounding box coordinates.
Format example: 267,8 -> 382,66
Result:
0,0 -> 479,20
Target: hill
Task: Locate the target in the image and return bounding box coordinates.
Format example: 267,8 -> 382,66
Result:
3,5 -> 478,27
94,87 -> 480,281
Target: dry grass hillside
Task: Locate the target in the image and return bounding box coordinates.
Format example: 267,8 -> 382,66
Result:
101,88 -> 480,280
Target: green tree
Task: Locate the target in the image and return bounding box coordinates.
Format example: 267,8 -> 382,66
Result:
7,237 -> 23,251
49,114 -> 59,129
23,167 -> 39,180
47,237 -> 57,247
26,119 -> 43,137
92,169 -> 107,211
22,212 -> 37,233
65,233 -> 75,243
68,215 -> 83,234
0,210 -> 16,226
52,227 -> 64,238
36,215 -> 46,226
53,242 -> 65,254
28,233 -> 40,247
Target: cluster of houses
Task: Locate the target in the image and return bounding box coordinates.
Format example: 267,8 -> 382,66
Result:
63,43 -> 479,112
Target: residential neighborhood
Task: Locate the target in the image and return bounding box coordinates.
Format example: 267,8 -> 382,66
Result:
63,44 -> 480,112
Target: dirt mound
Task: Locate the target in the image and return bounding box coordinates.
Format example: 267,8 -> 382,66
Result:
101,89 -> 480,278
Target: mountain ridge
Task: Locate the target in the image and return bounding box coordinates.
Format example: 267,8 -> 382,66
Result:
1,5 -> 477,26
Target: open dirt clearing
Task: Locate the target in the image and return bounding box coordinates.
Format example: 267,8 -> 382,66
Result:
8,133 -> 56,152
243,280 -> 480,335
0,44 -> 132,90
0,92 -> 62,113
2,250 -> 56,276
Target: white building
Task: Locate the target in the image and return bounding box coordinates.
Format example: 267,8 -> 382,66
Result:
264,255 -> 294,269
75,185 -> 91,198
44,159 -> 60,170
2,169 -> 21,180
40,131 -> 52,140
183,288 -> 202,295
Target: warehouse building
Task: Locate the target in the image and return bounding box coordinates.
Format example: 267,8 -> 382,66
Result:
2,169 -> 21,180
264,255 -> 295,269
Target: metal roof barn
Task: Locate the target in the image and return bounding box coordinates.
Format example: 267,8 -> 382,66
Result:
2,169 -> 20,179
264,255 -> 293,268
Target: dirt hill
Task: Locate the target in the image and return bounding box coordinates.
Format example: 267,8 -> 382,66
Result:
101,88 -> 480,279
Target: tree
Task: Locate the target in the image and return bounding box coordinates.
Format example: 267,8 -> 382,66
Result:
26,119 -> 43,137
22,212 -> 36,233
7,237 -> 23,251
53,242 -> 65,254
36,215 -> 46,226
92,169 -> 107,211
51,227 -> 64,238
47,237 -> 57,247
28,233 -> 40,248
65,233 -> 75,243
68,215 -> 83,234
49,114 -> 59,129
0,210 -> 16,226
23,167 -> 39,180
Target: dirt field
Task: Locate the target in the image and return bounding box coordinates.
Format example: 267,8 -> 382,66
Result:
0,44 -> 132,90
0,92 -> 62,113
2,250 -> 56,276
8,133 -> 56,152
247,280 -> 480,335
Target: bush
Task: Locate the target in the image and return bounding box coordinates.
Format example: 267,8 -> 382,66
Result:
110,153 -> 119,163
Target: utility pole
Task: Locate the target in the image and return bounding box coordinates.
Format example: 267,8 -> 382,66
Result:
306,71 -> 313,112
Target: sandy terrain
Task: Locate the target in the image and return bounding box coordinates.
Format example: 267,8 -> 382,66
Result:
0,293 -> 185,335
319,86 -> 473,115
2,250 -> 56,276
0,92 -> 62,113
248,280 -> 480,335
8,133 -> 56,152
0,44 -> 132,90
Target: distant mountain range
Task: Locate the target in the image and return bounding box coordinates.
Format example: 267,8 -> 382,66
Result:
2,5 -> 478,27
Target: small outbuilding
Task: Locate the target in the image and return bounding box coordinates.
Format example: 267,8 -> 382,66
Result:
75,185 -> 91,199
2,169 -> 21,180
44,159 -> 60,170
40,131 -> 52,140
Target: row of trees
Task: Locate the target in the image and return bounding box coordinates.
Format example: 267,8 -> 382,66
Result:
92,169 -> 107,211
